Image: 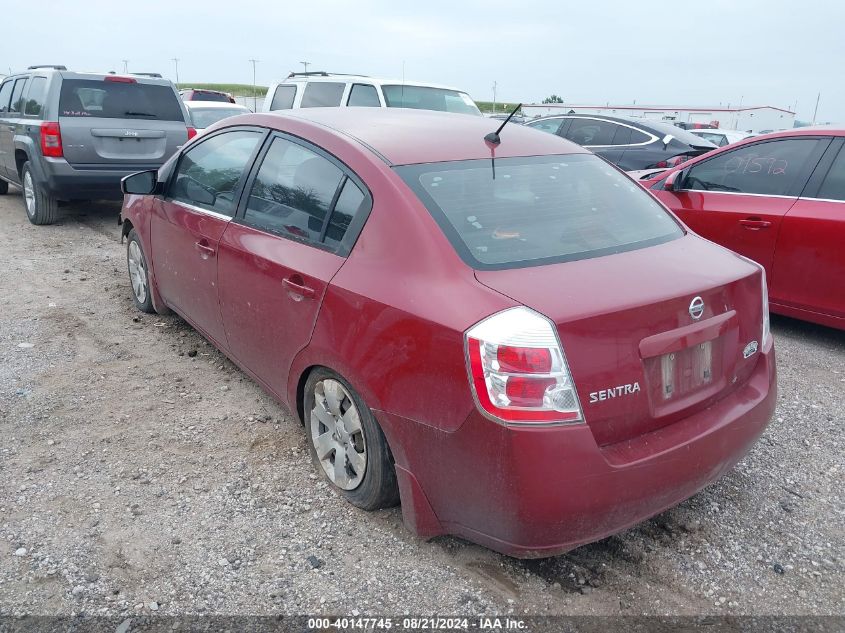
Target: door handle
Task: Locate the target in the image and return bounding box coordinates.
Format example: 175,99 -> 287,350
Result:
283,276 -> 316,300
739,218 -> 772,230
195,241 -> 215,258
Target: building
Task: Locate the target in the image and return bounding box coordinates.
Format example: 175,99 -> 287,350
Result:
521,104 -> 796,133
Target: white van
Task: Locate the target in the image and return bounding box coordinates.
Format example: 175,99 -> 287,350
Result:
263,72 -> 481,116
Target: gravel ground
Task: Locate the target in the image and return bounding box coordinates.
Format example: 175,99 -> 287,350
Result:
0,190 -> 842,618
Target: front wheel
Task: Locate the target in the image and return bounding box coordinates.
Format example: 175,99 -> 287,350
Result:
21,163 -> 58,225
304,369 -> 399,510
126,228 -> 154,313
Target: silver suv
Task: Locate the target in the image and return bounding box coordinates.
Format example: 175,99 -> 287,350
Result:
0,66 -> 191,224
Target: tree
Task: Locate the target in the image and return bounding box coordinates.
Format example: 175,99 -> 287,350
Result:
542,95 -> 564,104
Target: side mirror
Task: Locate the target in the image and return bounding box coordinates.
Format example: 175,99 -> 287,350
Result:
663,169 -> 686,191
184,178 -> 217,207
662,133 -> 674,147
121,170 -> 158,195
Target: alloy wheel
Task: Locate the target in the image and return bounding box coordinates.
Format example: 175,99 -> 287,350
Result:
127,240 -> 148,304
23,171 -> 35,217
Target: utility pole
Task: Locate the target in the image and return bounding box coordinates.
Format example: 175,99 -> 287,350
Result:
249,59 -> 259,111
300,61 -> 310,74
172,58 -> 180,86
122,59 -> 129,73
492,81 -> 497,113
812,92 -> 821,124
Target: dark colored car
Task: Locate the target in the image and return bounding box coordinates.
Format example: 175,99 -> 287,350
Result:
525,114 -> 717,171
119,109 -> 775,558
0,66 -> 191,224
645,127 -> 845,330
180,88 -> 236,104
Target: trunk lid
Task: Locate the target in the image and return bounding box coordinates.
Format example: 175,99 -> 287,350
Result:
58,77 -> 188,166
475,235 -> 764,446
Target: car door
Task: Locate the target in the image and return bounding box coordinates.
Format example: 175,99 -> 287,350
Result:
770,138 -> 845,323
217,133 -> 371,399
0,79 -> 16,179
151,127 -> 264,346
658,137 -> 829,277
0,77 -> 28,179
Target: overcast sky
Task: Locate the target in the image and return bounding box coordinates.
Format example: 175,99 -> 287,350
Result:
6,0 -> 843,122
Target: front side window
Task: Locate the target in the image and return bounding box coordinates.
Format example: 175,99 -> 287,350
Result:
396,154 -> 683,269
24,77 -> 47,116
815,147 -> 845,202
526,118 -> 563,135
381,85 -> 481,115
300,82 -> 345,108
563,119 -> 617,146
683,138 -> 819,196
58,79 -> 184,120
169,130 -> 261,216
347,84 -> 380,107
270,85 -> 296,110
0,81 -> 13,112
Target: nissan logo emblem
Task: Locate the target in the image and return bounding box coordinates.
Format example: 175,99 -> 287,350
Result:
689,296 -> 705,320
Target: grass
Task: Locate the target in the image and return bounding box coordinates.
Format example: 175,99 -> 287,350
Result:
177,83 -> 268,96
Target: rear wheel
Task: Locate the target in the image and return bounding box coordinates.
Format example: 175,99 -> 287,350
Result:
304,368 -> 399,510
21,163 -> 59,225
126,228 -> 154,313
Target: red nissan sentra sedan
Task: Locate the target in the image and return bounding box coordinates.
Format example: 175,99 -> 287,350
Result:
119,109 -> 776,558
643,127 -> 845,331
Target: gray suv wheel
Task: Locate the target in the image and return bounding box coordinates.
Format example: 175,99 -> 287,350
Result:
21,163 -> 58,225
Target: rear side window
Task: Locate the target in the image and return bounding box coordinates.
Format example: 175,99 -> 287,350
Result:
24,77 -> 47,116
815,148 -> 845,201
0,81 -> 13,112
563,119 -> 617,146
629,128 -> 652,144
245,137 -> 343,242
526,118 -> 563,135
169,130 -> 261,216
9,78 -> 29,114
347,84 -> 380,107
300,82 -> 345,108
270,85 -> 296,110
324,179 -> 365,248
397,154 -> 683,269
58,79 -> 184,121
684,139 -> 819,196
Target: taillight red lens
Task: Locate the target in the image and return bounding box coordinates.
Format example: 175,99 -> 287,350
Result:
40,122 -> 63,158
105,76 -> 136,83
187,127 -> 198,140
496,345 -> 552,374
465,307 -> 584,425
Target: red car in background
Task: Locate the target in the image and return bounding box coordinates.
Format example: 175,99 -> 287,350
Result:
645,128 -> 845,330
119,109 -> 775,557
179,88 -> 236,104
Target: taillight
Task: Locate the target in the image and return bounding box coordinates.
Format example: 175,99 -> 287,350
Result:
465,307 -> 583,425
761,268 -> 771,345
187,127 -> 197,140
40,122 -> 63,158
105,76 -> 136,83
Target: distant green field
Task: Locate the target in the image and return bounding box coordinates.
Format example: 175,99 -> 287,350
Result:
177,83 -> 268,96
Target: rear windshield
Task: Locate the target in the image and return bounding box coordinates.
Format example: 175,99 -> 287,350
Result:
188,91 -> 230,102
382,85 -> 481,116
189,107 -> 247,128
396,154 -> 683,269
59,79 -> 184,121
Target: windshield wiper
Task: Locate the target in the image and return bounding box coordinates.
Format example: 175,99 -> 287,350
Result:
124,111 -> 156,117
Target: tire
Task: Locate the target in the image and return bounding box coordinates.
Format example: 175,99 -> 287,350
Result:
304,368 -> 399,510
0,179 -> 8,195
21,162 -> 59,225
126,228 -> 155,313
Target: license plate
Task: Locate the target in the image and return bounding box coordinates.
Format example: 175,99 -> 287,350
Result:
660,340 -> 714,400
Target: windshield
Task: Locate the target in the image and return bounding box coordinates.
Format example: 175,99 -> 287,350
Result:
59,79 -> 184,120
189,107 -> 247,129
381,85 -> 481,116
396,154 -> 683,269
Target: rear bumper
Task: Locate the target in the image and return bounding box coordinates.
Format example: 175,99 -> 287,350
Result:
37,158 -> 162,200
379,339 -> 776,558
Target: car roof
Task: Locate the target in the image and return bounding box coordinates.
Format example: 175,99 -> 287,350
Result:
278,74 -> 468,93
249,108 -> 587,165
184,101 -> 249,110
